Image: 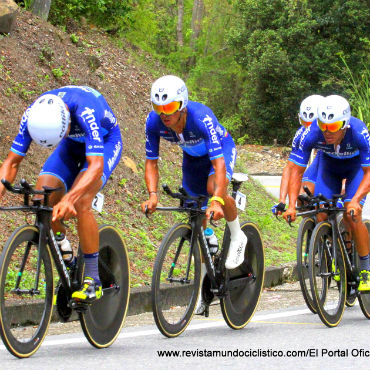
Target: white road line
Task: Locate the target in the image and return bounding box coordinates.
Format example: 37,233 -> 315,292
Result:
0,307 -> 314,350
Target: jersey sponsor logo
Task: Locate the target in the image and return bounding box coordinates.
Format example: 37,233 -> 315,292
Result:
203,115 -> 219,144
361,128 -> 370,148
57,92 -> 66,98
292,126 -> 304,149
298,125 -> 311,151
104,109 -> 116,125
19,107 -> 31,136
108,141 -> 122,170
81,107 -> 102,142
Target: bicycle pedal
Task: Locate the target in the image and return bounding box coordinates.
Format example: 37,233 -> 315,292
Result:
69,299 -> 91,312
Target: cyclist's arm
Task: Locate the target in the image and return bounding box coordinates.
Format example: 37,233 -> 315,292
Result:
144,158 -> 159,195
0,151 -> 24,197
210,156 -> 228,199
279,161 -> 293,203
283,163 -> 305,222
351,166 -> 370,205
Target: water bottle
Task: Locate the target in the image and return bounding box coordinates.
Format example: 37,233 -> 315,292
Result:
55,232 -> 73,264
204,227 -> 219,255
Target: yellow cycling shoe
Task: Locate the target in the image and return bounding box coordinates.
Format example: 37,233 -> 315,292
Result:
358,270 -> 370,292
331,259 -> 340,282
72,277 -> 103,303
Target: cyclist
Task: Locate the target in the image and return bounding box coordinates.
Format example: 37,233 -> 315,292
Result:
272,95 -> 323,216
0,86 -> 122,302
141,75 -> 247,313
283,95 -> 370,291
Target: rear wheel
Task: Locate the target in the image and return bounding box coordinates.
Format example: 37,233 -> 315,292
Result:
221,222 -> 265,329
296,217 -> 317,313
152,223 -> 201,337
79,225 -> 130,348
309,221 -> 346,327
0,225 -> 53,358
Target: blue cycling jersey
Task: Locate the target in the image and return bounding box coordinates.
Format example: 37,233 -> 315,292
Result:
11,86 -> 118,157
291,125 -> 306,154
145,101 -> 232,160
289,117 -> 370,167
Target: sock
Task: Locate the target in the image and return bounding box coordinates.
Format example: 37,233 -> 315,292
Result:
227,216 -> 242,240
84,252 -> 101,285
359,254 -> 370,271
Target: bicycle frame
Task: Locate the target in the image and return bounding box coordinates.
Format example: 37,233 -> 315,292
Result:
156,177 -> 249,297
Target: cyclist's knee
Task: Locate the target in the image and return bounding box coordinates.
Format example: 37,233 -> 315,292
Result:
74,194 -> 95,214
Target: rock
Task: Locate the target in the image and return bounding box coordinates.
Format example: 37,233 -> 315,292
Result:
0,0 -> 18,34
88,55 -> 101,72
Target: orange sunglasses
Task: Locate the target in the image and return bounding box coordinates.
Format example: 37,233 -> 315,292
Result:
152,101 -> 181,115
318,119 -> 345,133
298,115 -> 313,128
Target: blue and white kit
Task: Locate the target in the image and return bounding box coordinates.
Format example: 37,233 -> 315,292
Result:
289,117 -> 370,203
145,101 -> 237,197
291,125 -> 320,184
11,86 -> 122,190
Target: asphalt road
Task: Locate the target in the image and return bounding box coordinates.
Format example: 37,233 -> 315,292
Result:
1,282 -> 370,369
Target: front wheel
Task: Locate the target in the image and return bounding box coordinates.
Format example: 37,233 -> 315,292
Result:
79,225 -> 130,348
296,217 -> 317,313
0,225 -> 54,358
151,223 -> 201,337
221,222 -> 265,329
309,221 -> 346,327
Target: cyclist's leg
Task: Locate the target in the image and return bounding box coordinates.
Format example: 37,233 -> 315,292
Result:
343,166 -> 370,290
301,150 -> 321,196
35,138 -> 84,233
73,130 -> 122,302
182,153 -> 211,314
313,157 -> 342,223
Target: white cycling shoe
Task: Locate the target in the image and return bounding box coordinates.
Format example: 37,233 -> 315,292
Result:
225,232 -> 248,270
194,263 -> 207,315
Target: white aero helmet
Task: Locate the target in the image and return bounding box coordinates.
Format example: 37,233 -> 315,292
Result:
27,94 -> 70,148
318,95 -> 351,129
150,75 -> 188,115
299,94 -> 323,126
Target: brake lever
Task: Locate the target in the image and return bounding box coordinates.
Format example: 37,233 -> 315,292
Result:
209,211 -> 217,227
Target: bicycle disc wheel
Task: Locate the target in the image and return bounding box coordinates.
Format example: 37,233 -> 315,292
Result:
79,225 -> 130,348
358,219 -> 370,319
152,223 -> 201,337
0,225 -> 53,358
221,222 -> 265,329
296,217 -> 317,313
309,221 -> 346,327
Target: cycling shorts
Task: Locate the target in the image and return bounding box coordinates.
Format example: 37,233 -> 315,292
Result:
182,138 -> 237,204
314,154 -> 366,205
302,151 -> 321,184
39,127 -> 122,191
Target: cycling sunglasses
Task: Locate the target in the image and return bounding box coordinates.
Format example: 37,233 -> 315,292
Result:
298,114 -> 313,128
152,101 -> 181,115
317,119 -> 345,133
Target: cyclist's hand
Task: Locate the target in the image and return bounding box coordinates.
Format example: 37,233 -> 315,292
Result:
271,202 -> 286,216
52,198 -> 77,222
141,194 -> 158,215
346,200 -> 361,222
283,206 -> 296,223
206,200 -> 224,221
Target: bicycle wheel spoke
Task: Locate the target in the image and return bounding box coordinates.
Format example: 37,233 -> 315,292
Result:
152,223 -> 200,337
309,221 -> 346,327
0,225 -> 53,358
